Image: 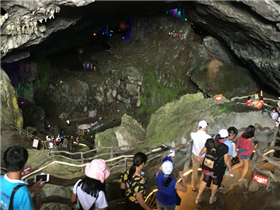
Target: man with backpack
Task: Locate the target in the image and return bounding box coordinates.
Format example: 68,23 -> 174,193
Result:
0,146 -> 45,210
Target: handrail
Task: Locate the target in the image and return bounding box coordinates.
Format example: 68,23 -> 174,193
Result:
22,151 -> 164,180
231,95 -> 279,103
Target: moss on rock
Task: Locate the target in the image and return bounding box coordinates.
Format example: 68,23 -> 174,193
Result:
1,69 -> 23,130
95,114 -> 146,150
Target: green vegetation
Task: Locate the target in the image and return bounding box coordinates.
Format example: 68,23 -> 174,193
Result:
37,58 -> 51,90
140,70 -> 182,115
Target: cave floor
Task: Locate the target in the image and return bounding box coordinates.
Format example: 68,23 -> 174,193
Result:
176,161 -> 279,210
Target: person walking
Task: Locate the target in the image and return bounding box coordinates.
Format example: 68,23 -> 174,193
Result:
120,152 -> 151,210
190,120 -> 211,191
156,158 -> 187,210
195,135 -> 232,204
231,125 -> 257,182
71,159 -> 110,210
205,129 -> 233,191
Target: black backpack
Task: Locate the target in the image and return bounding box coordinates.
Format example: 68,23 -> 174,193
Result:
203,149 -> 218,172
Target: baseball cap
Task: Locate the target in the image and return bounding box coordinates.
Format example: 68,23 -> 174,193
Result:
198,120 -> 209,129
162,160 -> 173,175
219,129 -> 230,138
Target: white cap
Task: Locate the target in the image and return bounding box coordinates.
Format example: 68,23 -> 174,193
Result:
219,129 -> 229,138
162,160 -> 173,175
198,120 -> 209,129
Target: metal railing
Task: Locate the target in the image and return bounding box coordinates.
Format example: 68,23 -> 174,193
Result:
22,142 -> 167,180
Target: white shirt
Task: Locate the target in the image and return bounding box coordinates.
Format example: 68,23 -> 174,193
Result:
73,180 -> 108,210
191,130 -> 211,157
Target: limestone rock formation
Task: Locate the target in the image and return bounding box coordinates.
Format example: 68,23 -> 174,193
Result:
188,0 -> 280,94
0,0 -> 93,60
95,114 -> 146,151
0,68 -> 23,130
146,93 -> 275,147
188,43 -> 258,99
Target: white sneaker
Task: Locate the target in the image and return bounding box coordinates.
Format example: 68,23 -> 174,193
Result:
230,173 -> 234,177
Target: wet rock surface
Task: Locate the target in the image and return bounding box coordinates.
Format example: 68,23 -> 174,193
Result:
188,1 -> 280,94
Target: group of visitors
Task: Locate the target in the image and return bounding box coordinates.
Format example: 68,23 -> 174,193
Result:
191,120 -> 257,205
0,120 -> 259,210
246,90 -> 264,110
46,134 -> 68,148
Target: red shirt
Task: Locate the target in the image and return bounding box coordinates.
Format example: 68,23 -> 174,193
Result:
246,101 -> 251,106
236,135 -> 255,156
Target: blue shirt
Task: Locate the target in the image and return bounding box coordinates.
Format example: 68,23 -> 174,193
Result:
0,175 -> 34,210
223,138 -> 233,156
156,172 -> 177,205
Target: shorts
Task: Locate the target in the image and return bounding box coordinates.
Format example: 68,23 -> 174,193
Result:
238,148 -> 250,159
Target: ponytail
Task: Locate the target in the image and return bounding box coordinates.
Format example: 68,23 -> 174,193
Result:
128,165 -> 136,181
128,152 -> 147,181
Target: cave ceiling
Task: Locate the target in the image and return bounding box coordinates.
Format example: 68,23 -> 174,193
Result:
1,0 -> 280,94
0,0 -> 186,62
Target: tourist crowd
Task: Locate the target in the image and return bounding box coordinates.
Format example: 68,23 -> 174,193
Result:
1,118 -> 262,210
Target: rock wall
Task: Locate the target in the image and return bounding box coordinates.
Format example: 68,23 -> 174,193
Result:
0,68 -> 23,130
188,0 -> 280,94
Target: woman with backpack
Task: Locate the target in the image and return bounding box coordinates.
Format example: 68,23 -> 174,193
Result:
156,157 -> 187,210
120,152 -> 151,210
71,159 -> 110,210
195,135 -> 232,205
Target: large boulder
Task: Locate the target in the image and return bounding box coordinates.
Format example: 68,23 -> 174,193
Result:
95,114 -> 146,150
146,93 -> 275,147
0,68 -> 23,130
188,43 -> 257,99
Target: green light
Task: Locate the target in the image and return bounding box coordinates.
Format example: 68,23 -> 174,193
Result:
185,18 -> 188,21
60,81 -> 62,83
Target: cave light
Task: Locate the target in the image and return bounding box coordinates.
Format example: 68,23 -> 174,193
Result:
60,81 -> 62,84
66,120 -> 70,124
21,101 -> 26,104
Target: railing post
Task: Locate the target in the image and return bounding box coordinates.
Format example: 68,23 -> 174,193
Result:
81,152 -> 84,172
111,146 -> 113,159
124,158 -> 127,172
51,150 -> 54,162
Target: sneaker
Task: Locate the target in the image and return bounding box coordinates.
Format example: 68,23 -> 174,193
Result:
195,196 -> 201,204
229,173 -> 234,177
209,196 -> 217,204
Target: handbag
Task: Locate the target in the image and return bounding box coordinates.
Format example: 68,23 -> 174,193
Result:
176,192 -> 181,206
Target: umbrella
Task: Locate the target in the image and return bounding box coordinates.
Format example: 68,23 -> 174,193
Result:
78,124 -> 92,129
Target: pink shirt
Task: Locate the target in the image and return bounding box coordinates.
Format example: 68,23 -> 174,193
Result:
236,135 -> 255,156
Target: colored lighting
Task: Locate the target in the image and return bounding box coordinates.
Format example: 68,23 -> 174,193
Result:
60,81 -> 62,84
21,101 -> 26,104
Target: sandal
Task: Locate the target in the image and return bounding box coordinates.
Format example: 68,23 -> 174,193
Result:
209,196 -> 217,204
195,196 -> 201,204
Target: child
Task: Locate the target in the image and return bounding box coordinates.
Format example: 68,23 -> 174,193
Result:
246,96 -> 252,106
270,108 -> 279,121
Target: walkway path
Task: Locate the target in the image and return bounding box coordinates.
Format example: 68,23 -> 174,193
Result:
176,160 -> 275,210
